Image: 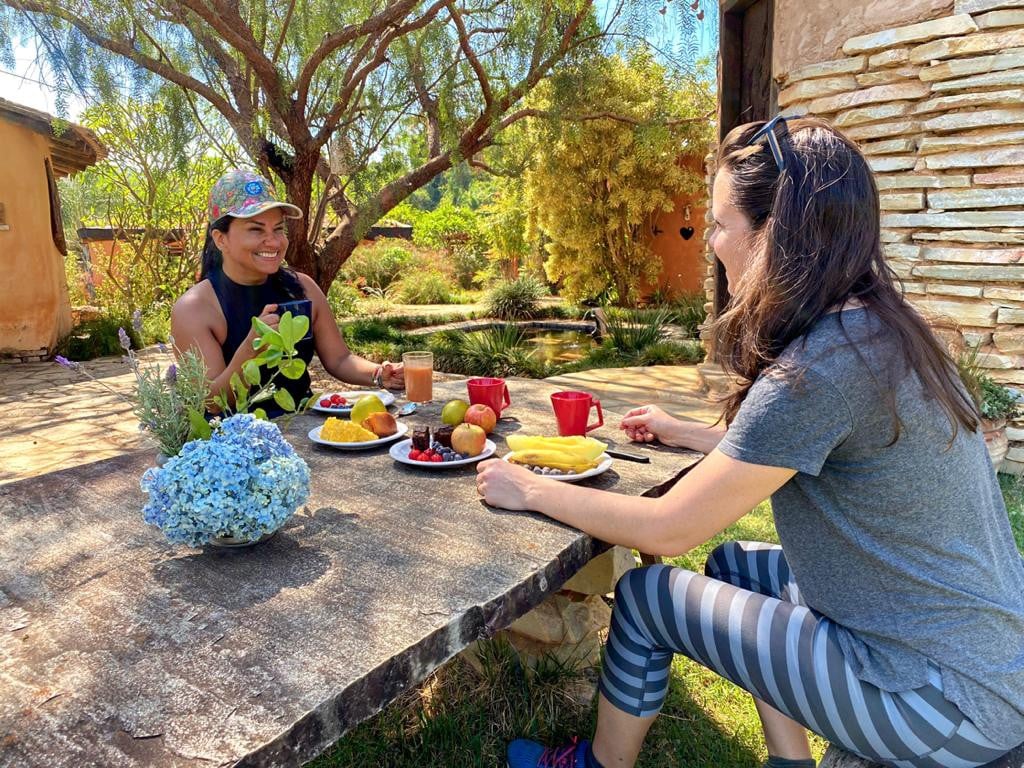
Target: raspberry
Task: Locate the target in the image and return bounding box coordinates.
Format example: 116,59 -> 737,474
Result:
319,398 -> 332,407
409,449 -> 421,461
430,454 -> 443,462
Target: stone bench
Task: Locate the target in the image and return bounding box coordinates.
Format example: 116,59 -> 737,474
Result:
820,742 -> 1024,767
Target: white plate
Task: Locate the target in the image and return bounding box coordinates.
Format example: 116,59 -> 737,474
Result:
311,390 -> 396,415
308,421 -> 408,449
389,438 -> 496,468
503,452 -> 613,482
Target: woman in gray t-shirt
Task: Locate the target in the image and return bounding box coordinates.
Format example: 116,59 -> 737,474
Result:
481,117 -> 1024,768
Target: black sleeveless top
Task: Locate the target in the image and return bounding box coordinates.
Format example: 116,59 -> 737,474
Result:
207,267 -> 315,417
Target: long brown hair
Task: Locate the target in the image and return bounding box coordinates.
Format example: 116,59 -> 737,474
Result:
710,117 -> 978,437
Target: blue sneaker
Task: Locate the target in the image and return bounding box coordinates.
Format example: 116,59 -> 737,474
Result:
507,736 -> 590,768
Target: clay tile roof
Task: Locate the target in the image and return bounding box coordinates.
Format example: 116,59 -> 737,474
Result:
0,98 -> 105,177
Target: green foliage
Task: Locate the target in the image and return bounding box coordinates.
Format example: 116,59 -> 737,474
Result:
412,201 -> 489,289
523,50 -> 715,304
1000,474 -> 1024,552
339,240 -> 415,291
133,347 -> 211,456
212,312 -> 312,420
140,303 -> 173,345
59,89 -> 227,319
669,293 -> 708,339
606,307 -> 671,358
485,276 -> 547,320
327,282 -> 364,319
957,346 -> 1023,421
56,315 -> 143,360
388,272 -> 458,305
980,377 -> 1022,421
429,327 -> 547,379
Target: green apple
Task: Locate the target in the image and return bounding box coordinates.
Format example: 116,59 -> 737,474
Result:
440,398 -> 470,426
350,394 -> 387,424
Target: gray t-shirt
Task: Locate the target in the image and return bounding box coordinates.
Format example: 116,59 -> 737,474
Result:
718,308 -> 1024,747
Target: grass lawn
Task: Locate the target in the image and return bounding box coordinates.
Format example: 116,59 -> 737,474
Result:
310,476 -> 1024,768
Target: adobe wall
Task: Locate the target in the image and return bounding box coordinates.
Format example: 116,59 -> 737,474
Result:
0,120 -> 73,360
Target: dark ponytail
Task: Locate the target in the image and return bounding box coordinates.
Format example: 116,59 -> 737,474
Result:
199,217 -> 231,281
198,215 -> 306,301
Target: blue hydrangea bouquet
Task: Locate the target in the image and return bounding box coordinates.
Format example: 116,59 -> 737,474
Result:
58,310 -> 314,548
141,413 -> 310,547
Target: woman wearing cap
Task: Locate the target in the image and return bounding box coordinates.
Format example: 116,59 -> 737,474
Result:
171,169 -> 403,414
483,118 -> 1024,768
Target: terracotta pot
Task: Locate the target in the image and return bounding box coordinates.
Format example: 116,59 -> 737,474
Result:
981,417 -> 1009,473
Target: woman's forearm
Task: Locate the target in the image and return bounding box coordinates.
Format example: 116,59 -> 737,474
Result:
674,420 -> 727,453
525,480 -> 669,554
325,352 -> 378,387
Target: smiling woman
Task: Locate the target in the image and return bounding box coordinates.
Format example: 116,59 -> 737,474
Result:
170,169 -> 405,416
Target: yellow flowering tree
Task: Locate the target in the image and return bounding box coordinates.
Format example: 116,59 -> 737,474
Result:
524,51 -> 715,304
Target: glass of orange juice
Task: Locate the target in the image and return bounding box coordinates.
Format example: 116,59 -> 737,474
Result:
403,351 -> 433,403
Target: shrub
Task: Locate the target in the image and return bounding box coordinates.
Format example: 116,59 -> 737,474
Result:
671,293 -> 708,339
640,340 -> 705,366
428,326 -> 547,378
412,201 -> 489,288
141,303 -> 172,345
57,315 -> 144,360
486,276 -> 547,320
957,345 -> 1023,422
328,281 -> 363,318
339,240 -> 414,290
606,307 -> 671,358
389,271 -> 457,304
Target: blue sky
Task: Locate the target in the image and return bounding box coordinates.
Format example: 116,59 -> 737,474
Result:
0,3 -> 718,120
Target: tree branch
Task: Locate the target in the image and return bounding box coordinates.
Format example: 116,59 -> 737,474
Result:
446,1 -> 492,108
315,0 -> 449,146
11,0 -> 240,126
296,0 -> 422,113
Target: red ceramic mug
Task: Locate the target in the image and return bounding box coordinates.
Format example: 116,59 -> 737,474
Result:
550,391 -> 604,436
467,377 -> 512,416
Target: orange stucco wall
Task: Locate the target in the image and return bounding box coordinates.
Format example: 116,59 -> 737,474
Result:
0,120 -> 73,355
772,0 -> 953,78
645,153 -> 709,298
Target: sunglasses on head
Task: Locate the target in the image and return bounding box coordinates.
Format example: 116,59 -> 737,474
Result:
746,114 -> 799,172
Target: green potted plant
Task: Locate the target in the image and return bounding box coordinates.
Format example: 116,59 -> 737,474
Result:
957,346 -> 1023,472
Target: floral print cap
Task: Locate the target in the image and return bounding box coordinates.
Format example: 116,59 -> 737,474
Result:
208,168 -> 303,224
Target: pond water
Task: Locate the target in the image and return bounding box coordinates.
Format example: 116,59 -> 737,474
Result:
490,327 -> 597,363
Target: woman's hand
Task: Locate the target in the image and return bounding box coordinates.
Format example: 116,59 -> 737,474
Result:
476,458 -> 542,511
238,304 -> 281,358
620,404 -> 685,447
381,361 -> 404,390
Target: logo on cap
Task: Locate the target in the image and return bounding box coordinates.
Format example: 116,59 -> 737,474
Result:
244,181 -> 264,196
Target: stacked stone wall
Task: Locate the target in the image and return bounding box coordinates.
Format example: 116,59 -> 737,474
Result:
704,0 -> 1024,472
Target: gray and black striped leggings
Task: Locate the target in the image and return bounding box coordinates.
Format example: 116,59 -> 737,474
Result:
599,541 -> 1012,768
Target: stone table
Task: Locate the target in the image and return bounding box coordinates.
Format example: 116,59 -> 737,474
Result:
0,378 -> 700,768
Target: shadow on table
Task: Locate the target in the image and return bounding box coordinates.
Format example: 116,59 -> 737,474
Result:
153,520 -> 333,610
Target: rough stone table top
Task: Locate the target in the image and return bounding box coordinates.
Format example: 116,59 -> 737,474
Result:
0,378 -> 700,768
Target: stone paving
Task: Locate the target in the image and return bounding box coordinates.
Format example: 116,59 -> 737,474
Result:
0,349 -> 718,486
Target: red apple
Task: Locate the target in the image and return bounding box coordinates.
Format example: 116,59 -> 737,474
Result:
464,404 -> 497,434
451,423 -> 486,457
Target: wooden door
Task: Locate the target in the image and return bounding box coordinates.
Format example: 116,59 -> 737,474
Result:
714,0 -> 776,316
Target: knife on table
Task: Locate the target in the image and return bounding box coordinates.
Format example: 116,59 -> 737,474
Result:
603,445 -> 650,463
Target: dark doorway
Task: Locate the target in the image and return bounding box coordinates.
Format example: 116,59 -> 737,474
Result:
714,0 -> 776,317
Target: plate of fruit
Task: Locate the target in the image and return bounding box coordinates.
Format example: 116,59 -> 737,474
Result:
309,412 -> 407,449
312,390 -> 395,414
502,435 -> 613,482
390,424 -> 496,468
